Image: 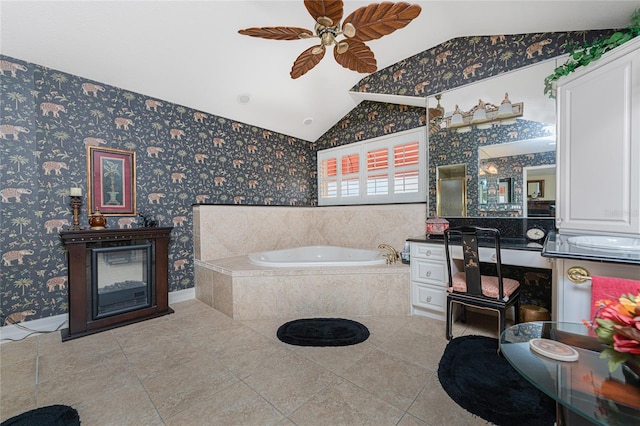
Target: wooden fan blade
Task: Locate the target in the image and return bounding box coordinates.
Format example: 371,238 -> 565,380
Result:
291,45 -> 326,79
238,26 -> 313,40
344,2 -> 421,42
333,40 -> 376,74
304,0 -> 344,26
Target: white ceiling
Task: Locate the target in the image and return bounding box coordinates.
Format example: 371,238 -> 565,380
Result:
1,1 -> 637,142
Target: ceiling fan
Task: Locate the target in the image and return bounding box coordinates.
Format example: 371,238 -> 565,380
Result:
238,0 -> 422,79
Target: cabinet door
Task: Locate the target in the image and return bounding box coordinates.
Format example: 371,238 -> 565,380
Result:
557,38 -> 640,235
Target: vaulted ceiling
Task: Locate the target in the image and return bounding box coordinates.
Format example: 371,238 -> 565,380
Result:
1,1 -> 637,141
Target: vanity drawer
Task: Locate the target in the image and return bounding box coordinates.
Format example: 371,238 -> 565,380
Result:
412,283 -> 445,312
411,258 -> 446,286
410,243 -> 445,261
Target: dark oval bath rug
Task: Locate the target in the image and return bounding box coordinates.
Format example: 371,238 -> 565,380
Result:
1,404 -> 80,426
277,318 -> 369,347
438,335 -> 555,426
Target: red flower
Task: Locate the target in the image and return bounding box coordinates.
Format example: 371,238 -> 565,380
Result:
587,292 -> 640,372
612,333 -> 640,354
599,303 -> 635,326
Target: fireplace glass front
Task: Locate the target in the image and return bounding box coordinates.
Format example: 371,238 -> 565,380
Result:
91,243 -> 152,319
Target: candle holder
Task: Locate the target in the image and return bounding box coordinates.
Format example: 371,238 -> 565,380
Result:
69,195 -> 85,230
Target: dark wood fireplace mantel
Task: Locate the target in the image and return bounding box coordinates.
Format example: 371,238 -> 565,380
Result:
60,227 -> 173,341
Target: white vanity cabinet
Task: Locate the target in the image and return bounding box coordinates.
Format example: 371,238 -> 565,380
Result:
556,37 -> 640,236
554,258 -> 640,323
410,242 -> 449,320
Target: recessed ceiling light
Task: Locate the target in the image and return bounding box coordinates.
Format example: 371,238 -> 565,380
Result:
303,117 -> 313,126
237,94 -> 251,104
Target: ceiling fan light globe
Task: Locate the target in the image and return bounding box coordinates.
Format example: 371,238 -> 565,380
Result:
321,32 -> 336,46
311,46 -> 324,55
317,16 -> 334,27
343,23 -> 356,38
298,33 -> 313,39
336,42 -> 349,54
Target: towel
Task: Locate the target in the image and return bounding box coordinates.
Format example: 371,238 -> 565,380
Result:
590,275 -> 640,322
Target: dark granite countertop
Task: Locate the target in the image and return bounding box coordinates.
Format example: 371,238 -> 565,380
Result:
407,235 -> 544,252
542,232 -> 640,266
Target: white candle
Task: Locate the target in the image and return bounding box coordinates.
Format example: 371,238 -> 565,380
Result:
70,187 -> 82,196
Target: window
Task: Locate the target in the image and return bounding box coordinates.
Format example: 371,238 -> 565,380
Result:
318,128 -> 426,205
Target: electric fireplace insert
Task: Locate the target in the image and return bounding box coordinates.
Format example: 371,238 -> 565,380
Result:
60,227 -> 173,341
91,243 -> 152,319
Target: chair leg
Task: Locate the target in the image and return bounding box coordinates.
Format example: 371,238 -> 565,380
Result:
460,305 -> 467,323
446,298 -> 453,340
498,308 -> 506,337
514,299 -> 521,324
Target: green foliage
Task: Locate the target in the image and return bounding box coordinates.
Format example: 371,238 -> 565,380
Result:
600,347 -> 632,373
544,9 -> 640,97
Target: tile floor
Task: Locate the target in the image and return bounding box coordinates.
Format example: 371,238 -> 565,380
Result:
1,299 -> 503,425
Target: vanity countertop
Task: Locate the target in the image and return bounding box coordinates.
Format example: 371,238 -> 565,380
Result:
542,232 -> 640,266
407,235 -> 544,252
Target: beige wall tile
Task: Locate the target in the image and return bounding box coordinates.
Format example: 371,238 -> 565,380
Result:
196,204 -> 426,260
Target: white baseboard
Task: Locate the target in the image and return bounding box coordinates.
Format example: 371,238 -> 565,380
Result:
0,288 -> 195,344
0,314 -> 68,343
169,288 -> 195,304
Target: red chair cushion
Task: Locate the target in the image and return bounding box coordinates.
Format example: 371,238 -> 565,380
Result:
450,272 -> 520,299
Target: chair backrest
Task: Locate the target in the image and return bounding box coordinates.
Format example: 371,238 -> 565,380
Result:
443,226 -> 507,298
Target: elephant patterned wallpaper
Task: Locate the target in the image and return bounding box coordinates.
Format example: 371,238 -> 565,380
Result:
314,100 -> 427,150
0,55 -> 316,324
350,30 -> 616,98
0,28 -> 616,324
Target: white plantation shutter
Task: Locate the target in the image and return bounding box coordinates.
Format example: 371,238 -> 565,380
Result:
341,153 -> 360,197
367,148 -> 389,195
393,142 -> 420,193
319,157 -> 337,199
318,128 -> 426,205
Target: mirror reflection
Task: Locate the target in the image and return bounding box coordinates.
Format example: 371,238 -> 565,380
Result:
527,180 -> 544,198
437,164 -> 467,216
525,166 -> 556,217
428,61 -> 557,218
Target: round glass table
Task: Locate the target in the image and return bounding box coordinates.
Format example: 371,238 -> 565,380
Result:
500,322 -> 640,425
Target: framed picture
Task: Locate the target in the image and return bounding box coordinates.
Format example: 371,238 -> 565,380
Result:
527,180 -> 545,199
87,146 -> 136,216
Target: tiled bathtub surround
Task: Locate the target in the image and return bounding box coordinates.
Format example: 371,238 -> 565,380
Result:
194,204 -> 427,261
194,204 -> 422,320
195,258 -> 409,320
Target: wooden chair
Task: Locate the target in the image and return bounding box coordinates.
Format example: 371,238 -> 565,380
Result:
443,226 -> 521,340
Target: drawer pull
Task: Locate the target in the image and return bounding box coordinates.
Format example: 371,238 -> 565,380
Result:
427,296 -> 432,302
491,254 -> 497,262
426,250 -> 432,256
426,271 -> 431,277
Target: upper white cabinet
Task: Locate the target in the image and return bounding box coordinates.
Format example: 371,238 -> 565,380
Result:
556,37 -> 640,236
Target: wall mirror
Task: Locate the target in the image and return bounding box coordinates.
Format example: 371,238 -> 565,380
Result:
427,60 -> 557,218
